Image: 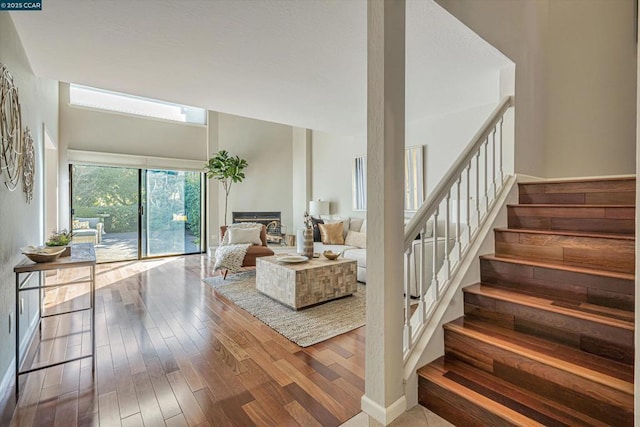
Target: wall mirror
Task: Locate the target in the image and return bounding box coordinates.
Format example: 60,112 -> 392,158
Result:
352,145 -> 424,211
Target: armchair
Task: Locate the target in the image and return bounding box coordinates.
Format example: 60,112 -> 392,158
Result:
219,224 -> 274,278
72,217 -> 104,245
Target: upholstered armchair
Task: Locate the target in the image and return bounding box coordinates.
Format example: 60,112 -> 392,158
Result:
219,224 -> 274,278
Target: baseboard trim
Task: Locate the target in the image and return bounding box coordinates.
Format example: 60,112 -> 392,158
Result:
0,311 -> 40,398
361,393 -> 406,425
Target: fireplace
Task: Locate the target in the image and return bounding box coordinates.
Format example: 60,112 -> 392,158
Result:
232,211 -> 284,244
232,211 -> 281,227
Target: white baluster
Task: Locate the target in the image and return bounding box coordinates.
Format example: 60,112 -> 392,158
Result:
444,195 -> 450,280
475,151 -> 480,226
499,116 -> 504,184
456,177 -> 461,261
403,250 -> 412,350
431,210 -> 439,294
419,225 -> 426,324
466,163 -> 471,240
492,126 -> 497,198
484,138 -> 489,213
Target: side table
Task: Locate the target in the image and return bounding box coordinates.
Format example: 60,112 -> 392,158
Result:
13,243 -> 96,396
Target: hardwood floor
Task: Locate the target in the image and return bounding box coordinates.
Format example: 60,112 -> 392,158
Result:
5,255 -> 365,426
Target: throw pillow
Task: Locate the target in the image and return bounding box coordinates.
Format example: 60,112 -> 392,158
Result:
360,220 -> 367,234
325,217 -> 350,238
221,222 -> 263,245
228,227 -> 262,245
319,222 -> 345,245
345,230 -> 366,248
75,221 -> 90,230
311,217 -> 324,242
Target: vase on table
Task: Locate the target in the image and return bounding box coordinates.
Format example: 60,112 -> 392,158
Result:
302,228 -> 314,258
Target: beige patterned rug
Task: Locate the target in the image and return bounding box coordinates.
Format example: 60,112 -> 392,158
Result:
203,270 -> 365,347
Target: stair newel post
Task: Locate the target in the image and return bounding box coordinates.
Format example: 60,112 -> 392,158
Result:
466,163 -> 471,241
456,177 -> 461,262
491,126 -> 497,198
431,209 -> 439,294
403,249 -> 412,351
483,138 -> 489,214
475,151 -> 481,227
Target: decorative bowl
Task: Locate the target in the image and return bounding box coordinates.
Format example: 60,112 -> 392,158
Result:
322,250 -> 342,260
20,246 -> 66,263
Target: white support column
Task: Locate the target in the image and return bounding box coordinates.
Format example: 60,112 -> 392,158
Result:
292,127 -> 312,232
362,1 -> 407,425
206,111 -> 220,255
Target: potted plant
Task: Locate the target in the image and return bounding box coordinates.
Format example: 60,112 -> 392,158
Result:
46,229 -> 73,256
205,150 -> 248,225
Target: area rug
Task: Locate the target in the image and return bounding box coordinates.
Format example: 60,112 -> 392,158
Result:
202,270 -> 365,347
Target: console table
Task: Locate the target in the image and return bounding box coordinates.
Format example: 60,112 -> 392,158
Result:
13,243 -> 96,395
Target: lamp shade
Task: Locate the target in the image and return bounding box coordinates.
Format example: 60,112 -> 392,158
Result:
309,200 -> 330,217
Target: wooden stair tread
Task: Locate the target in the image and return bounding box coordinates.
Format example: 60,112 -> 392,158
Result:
419,356 -> 614,427
507,203 -> 634,208
480,254 -> 635,281
463,284 -> 635,330
418,358 -> 546,426
519,176 -> 635,185
446,317 -> 635,385
495,227 -> 636,241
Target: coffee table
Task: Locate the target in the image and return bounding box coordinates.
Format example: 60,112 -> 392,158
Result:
256,255 -> 357,310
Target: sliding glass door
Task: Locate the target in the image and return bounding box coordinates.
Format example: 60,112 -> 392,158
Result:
142,170 -> 203,258
71,165 -> 205,263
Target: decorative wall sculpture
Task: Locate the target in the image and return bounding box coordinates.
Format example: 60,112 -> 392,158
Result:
22,126 -> 34,203
0,63 -> 23,191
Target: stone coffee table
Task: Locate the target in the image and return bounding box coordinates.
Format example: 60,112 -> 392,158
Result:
255,255 -> 357,310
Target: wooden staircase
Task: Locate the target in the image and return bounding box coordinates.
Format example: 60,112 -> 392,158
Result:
417,177 -> 636,426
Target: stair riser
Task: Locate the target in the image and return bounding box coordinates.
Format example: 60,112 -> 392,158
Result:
444,330 -> 634,426
480,258 -> 635,311
519,180 -> 635,205
418,377 -> 521,426
507,206 -> 635,235
495,230 -> 635,274
464,292 -> 634,364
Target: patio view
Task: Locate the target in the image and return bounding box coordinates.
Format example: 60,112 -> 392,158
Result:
71,164 -> 204,263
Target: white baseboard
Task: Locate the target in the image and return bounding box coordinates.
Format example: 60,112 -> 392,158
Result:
0,311 -> 40,395
361,394 -> 406,426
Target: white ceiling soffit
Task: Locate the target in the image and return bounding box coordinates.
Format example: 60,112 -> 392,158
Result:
11,0 -> 512,136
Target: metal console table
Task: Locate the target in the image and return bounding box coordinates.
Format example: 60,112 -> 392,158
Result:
13,243 -> 96,396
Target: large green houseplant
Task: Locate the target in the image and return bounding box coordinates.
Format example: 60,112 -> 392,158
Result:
205,150 -> 248,225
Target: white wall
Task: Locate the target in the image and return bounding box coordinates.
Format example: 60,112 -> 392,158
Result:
407,102 -> 498,194
216,113 -> 294,232
311,130 -> 364,219
0,13 -> 59,396
311,103 -> 500,217
59,82 -> 207,160
544,0 -> 636,177
437,0 -> 637,179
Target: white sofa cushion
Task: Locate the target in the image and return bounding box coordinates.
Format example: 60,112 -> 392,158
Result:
345,230 -> 366,248
343,247 -> 366,268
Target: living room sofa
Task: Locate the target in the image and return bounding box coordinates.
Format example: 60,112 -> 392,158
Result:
313,216 -> 454,296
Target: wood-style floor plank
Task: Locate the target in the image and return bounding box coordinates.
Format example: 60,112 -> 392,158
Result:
6,255 -> 365,427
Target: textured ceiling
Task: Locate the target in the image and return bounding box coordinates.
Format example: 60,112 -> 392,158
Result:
10,0 -> 512,135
